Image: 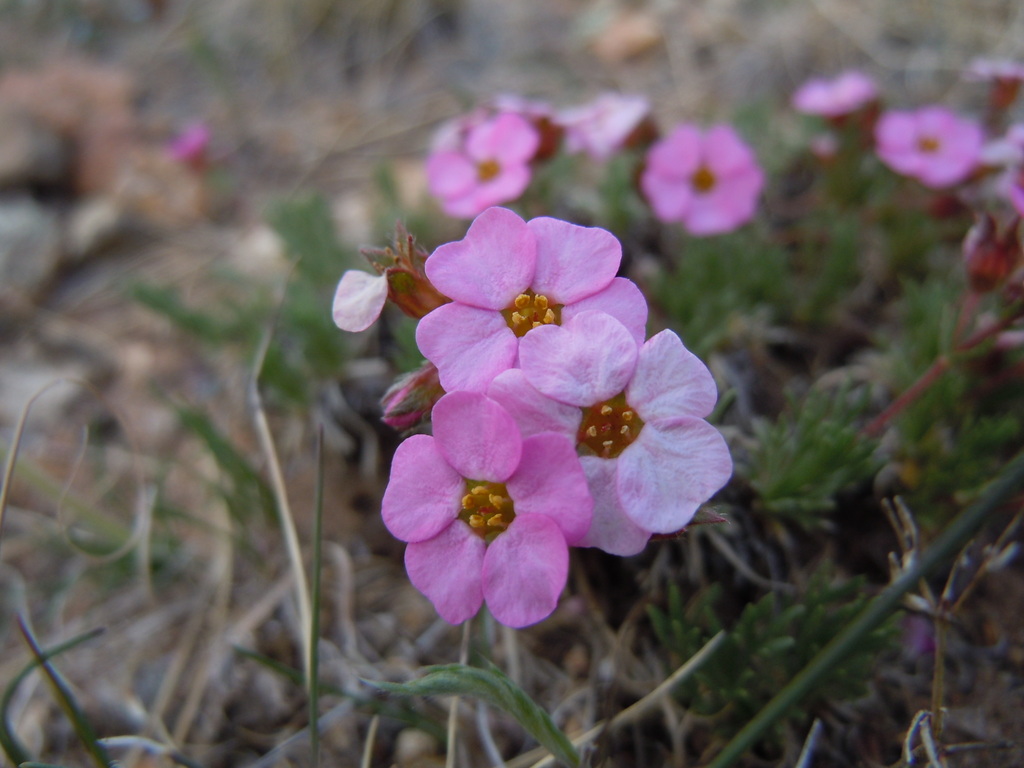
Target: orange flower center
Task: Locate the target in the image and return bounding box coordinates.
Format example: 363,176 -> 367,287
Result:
692,165 -> 717,193
918,136 -> 940,153
501,290 -> 563,338
576,393 -> 644,458
459,481 -> 515,541
477,159 -> 501,181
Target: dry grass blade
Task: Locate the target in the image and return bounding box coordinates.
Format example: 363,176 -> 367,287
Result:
360,715 -> 380,768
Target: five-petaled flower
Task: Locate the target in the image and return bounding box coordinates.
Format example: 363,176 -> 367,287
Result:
426,112 -> 540,218
416,207 -> 648,392
640,123 -> 764,236
382,391 -> 593,627
488,311 -> 733,556
556,93 -> 653,160
874,106 -> 983,188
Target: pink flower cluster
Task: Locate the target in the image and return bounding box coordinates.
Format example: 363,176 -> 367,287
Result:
792,71 -> 878,118
875,106 -> 983,188
335,207 -> 732,627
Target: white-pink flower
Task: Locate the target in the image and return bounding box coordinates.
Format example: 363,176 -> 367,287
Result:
489,311 -> 732,556
381,391 -> 592,627
556,93 -> 652,160
416,207 -> 648,392
640,124 -> 764,236
874,106 -> 983,188
792,71 -> 878,118
964,58 -> 1024,83
426,112 -> 539,218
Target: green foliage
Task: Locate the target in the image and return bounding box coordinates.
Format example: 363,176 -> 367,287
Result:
792,209 -> 864,326
133,193 -> 352,407
745,385 -> 881,524
371,663 -> 580,767
656,229 -> 794,355
647,567 -> 897,745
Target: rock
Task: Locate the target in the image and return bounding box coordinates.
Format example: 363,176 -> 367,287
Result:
0,104 -> 68,188
0,196 -> 62,295
394,728 -> 440,766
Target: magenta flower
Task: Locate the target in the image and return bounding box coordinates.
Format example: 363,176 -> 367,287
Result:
640,124 -> 764,236
381,391 -> 592,627
874,107 -> 983,188
426,112 -> 540,218
489,311 -> 732,555
416,207 -> 648,392
556,93 -> 652,160
792,71 -> 878,118
167,122 -> 211,169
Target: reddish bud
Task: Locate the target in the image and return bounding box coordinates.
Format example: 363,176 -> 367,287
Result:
963,213 -> 1022,293
381,361 -> 444,432
361,223 -> 449,320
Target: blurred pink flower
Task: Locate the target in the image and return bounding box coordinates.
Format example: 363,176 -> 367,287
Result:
556,93 -> 652,160
167,122 -> 210,169
426,112 -> 539,218
380,361 -> 444,431
792,71 -> 878,118
964,58 -> 1024,83
416,207 -> 648,392
641,123 -> 764,235
489,311 -> 732,555
381,391 -> 592,627
875,106 -> 983,188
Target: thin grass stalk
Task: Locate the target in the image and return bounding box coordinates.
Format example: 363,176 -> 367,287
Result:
249,308 -> 313,687
360,715 -> 380,768
706,449 -> 1024,768
447,621 -> 472,768
309,429 -> 326,768
17,617 -> 112,768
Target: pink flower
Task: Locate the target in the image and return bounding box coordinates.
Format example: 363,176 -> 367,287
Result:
381,391 -> 592,627
332,270 -> 389,332
792,71 -> 878,118
875,107 -> 983,188
964,58 -> 1024,83
489,311 -> 732,556
167,122 -> 211,169
640,124 -> 764,236
556,93 -> 652,160
426,112 -> 540,218
416,207 -> 648,392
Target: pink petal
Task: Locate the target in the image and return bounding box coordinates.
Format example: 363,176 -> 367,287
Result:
482,514 -> 568,627
506,433 -> 593,544
467,163 -> 532,212
425,207 -> 536,310
577,456 -> 650,555
875,111 -> 919,155
627,330 -> 718,421
647,124 -> 702,180
332,270 -> 389,332
518,311 -> 638,406
406,522 -> 485,624
416,303 -> 518,392
467,113 -> 539,163
616,418 -> 733,533
426,151 -> 478,199
527,217 -> 621,304
641,169 -> 693,222
684,169 -> 762,235
561,277 -> 649,345
432,391 -> 523,482
486,368 -> 582,438
704,125 -> 756,177
382,435 -> 463,542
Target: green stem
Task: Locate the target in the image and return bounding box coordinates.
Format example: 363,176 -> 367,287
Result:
706,450 -> 1024,768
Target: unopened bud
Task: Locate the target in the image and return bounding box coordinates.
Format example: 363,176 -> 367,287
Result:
380,361 -> 444,432
359,223 -> 450,322
963,213 -> 1022,293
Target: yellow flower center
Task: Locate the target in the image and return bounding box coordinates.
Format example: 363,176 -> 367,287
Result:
459,481 -> 515,541
477,159 -> 501,181
918,136 -> 940,153
576,393 -> 644,458
691,165 -> 717,193
501,291 -> 563,338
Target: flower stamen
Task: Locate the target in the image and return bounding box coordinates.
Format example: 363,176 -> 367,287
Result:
502,290 -> 563,337
577,394 -> 645,458
459,480 -> 515,540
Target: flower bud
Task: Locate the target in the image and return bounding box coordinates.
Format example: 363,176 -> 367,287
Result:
380,361 -> 444,432
361,223 -> 449,320
962,213 -> 1022,293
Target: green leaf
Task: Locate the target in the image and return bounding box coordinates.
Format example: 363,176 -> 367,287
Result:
369,663 -> 580,767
